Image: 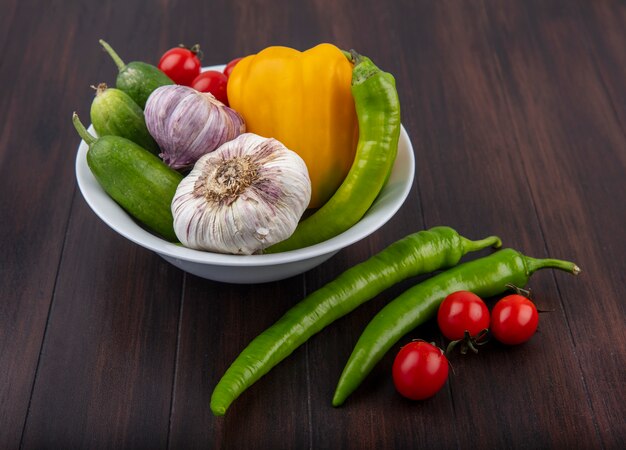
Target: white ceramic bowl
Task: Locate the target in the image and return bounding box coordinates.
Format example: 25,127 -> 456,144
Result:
75,67 -> 415,283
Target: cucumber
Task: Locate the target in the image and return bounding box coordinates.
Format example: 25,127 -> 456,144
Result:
99,39 -> 174,108
73,113 -> 182,242
90,83 -> 160,155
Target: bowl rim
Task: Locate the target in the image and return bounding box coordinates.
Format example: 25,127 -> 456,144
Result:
75,67 -> 415,267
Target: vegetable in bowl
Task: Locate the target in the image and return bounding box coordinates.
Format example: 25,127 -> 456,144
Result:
74,44 -> 416,282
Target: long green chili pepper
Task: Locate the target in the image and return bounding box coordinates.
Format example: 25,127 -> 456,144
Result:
267,50 -> 401,253
332,248 -> 581,406
210,226 -> 501,415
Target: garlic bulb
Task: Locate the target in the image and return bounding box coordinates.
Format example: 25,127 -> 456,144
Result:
172,133 -> 311,254
144,85 -> 245,170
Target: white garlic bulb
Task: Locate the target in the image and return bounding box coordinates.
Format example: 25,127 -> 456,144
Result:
172,133 -> 311,255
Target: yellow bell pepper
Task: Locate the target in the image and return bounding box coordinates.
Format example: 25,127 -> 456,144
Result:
227,44 -> 358,209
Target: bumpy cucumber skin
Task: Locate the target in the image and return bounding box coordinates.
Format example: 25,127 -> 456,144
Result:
86,135 -> 182,241
90,87 -> 160,154
117,62 -> 173,108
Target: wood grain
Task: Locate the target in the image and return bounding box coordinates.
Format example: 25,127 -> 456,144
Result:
0,2 -> 90,447
0,0 -> 624,448
21,199 -> 183,448
168,276 -> 310,449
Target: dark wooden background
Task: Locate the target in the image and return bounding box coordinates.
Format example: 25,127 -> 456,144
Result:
1,0 -> 624,448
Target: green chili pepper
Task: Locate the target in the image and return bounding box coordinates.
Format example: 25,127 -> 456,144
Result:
267,50 -> 401,253
332,248 -> 581,406
210,226 -> 501,415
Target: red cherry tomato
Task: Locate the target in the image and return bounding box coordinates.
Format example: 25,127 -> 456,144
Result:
223,57 -> 243,78
158,46 -> 202,86
392,341 -> 449,400
490,294 -> 539,345
437,291 -> 490,340
191,70 -> 229,105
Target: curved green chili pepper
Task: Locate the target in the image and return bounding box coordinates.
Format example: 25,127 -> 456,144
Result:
332,248 -> 581,406
210,226 -> 501,415
267,50 -> 401,253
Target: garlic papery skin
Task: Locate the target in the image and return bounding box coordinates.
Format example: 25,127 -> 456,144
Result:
171,133 -> 312,255
144,85 -> 245,170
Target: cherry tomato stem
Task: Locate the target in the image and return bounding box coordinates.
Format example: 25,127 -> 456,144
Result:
445,328 -> 490,355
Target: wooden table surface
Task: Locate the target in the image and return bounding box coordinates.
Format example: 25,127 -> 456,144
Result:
1,0 -> 625,448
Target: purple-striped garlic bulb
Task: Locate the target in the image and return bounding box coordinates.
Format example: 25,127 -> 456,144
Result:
171,133 -> 311,255
144,85 -> 245,170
